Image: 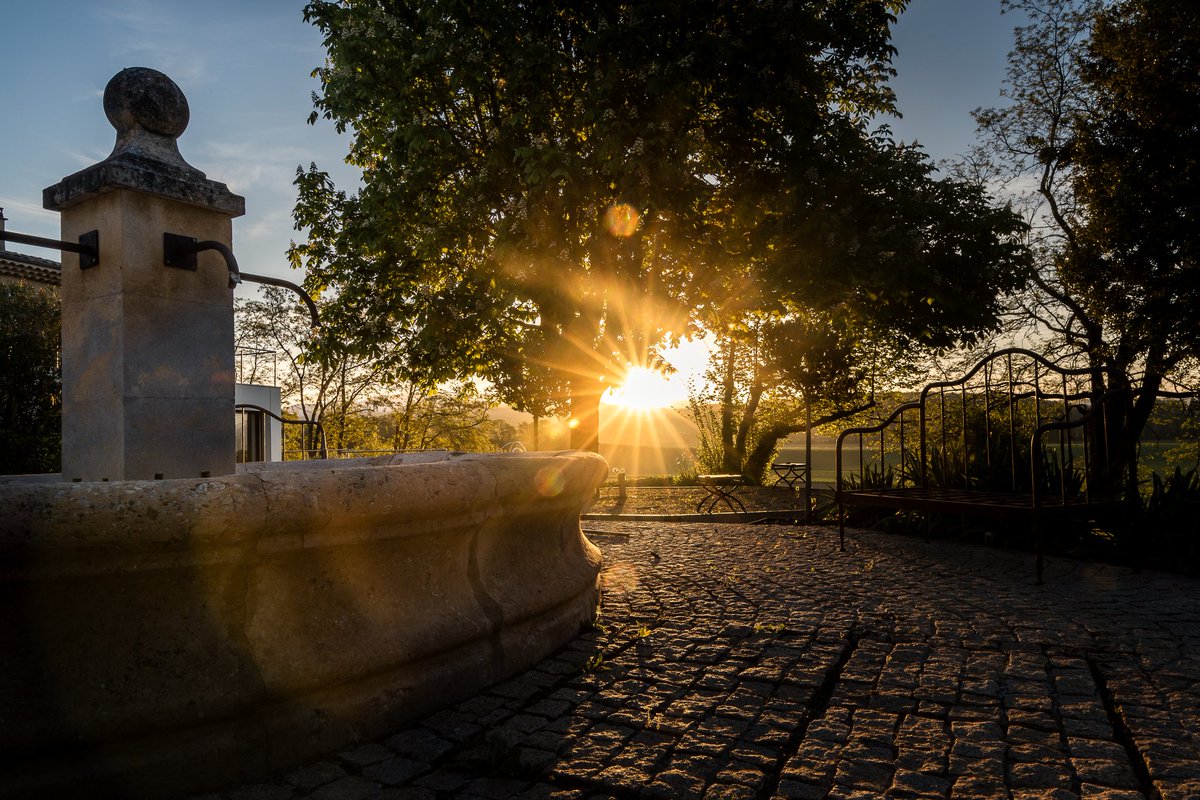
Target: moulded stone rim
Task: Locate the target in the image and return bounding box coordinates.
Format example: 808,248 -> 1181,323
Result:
0,451 -> 609,556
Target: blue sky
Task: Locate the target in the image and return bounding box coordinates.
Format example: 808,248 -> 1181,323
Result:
1,0 -> 1018,285
0,0 -> 354,281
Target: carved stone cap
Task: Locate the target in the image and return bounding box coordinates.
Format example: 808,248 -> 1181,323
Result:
44,68 -> 245,217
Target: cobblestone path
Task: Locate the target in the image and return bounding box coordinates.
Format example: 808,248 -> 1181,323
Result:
198,523 -> 1200,800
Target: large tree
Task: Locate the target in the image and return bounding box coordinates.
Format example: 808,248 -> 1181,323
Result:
689,310 -> 879,483
973,0 -> 1200,481
294,1 -> 1028,452
1072,0 -> 1200,403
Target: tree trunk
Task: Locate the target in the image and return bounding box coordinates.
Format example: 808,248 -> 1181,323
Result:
744,423 -> 796,484
532,414 -> 541,451
719,341 -> 739,472
734,381 -> 765,473
569,377 -> 604,453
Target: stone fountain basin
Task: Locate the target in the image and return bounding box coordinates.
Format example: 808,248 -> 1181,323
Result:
0,450 -> 606,798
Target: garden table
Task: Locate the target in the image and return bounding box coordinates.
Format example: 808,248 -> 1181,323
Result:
695,474 -> 747,513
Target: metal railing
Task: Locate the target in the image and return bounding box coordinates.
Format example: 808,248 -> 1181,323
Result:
836,348 -> 1110,503
236,404 -> 327,460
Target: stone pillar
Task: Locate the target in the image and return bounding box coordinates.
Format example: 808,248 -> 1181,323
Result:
44,68 -> 245,481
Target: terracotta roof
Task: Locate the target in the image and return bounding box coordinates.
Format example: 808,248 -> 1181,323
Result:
0,249 -> 61,287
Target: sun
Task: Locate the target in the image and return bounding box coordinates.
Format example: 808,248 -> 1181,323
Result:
603,366 -> 685,410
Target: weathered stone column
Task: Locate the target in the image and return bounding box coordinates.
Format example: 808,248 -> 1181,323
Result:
44,68 -> 245,481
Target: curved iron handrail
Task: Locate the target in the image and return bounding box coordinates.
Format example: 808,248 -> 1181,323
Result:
240,271 -> 320,329
835,401 -> 921,489
235,403 -> 327,460
918,347 -> 1097,399
194,240 -> 241,286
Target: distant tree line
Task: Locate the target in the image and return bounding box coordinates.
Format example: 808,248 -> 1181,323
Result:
236,287 -> 522,458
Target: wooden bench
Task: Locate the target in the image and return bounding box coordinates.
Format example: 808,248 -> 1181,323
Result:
835,348 -> 1129,583
696,474 -> 747,513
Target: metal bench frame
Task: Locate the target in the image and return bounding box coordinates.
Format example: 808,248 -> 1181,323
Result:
835,348 -> 1129,583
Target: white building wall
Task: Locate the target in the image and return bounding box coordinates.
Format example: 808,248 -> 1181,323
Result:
234,383 -> 283,462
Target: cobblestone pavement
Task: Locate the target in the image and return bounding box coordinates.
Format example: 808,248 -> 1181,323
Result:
196,523 -> 1200,800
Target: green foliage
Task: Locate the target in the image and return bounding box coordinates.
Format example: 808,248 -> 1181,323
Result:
376,381 -> 501,453
670,453 -> 700,486
838,458 -> 909,529
237,286 -> 391,455
686,386 -> 728,476
514,416 -> 570,452
843,458 -> 901,493
491,351 -> 565,423
1072,0 -> 1200,371
764,135 -> 1032,349
1142,466 -> 1200,572
684,329 -> 798,484
490,346 -> 567,450
1145,467 -> 1200,524
685,312 -> 925,484
1164,411 -> 1200,474
0,282 -> 60,474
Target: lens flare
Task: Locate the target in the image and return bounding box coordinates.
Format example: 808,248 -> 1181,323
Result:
535,465 -> 566,497
602,561 -> 641,594
603,203 -> 639,237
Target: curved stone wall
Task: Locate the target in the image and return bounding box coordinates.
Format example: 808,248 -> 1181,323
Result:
0,451 -> 606,798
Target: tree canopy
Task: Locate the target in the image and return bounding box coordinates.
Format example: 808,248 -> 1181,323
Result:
295,0 -> 1029,452
1073,0 -> 1200,395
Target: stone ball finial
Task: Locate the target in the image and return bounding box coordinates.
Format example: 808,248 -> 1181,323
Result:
104,67 -> 189,140
45,67 -> 244,215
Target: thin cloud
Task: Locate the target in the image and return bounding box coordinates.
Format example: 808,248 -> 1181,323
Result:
0,197 -> 60,244
237,208 -> 293,243
194,139 -> 310,196
63,147 -> 113,169
0,197 -> 58,224
95,1 -> 209,85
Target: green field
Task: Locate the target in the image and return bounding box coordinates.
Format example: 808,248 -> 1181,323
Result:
598,439 -> 1198,489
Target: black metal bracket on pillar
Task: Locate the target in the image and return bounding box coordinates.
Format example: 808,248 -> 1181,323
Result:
162,233 -> 320,327
0,229 -> 99,268
162,232 -> 319,328
163,232 -> 242,287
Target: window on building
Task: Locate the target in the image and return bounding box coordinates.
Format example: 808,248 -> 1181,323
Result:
236,408 -> 266,463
